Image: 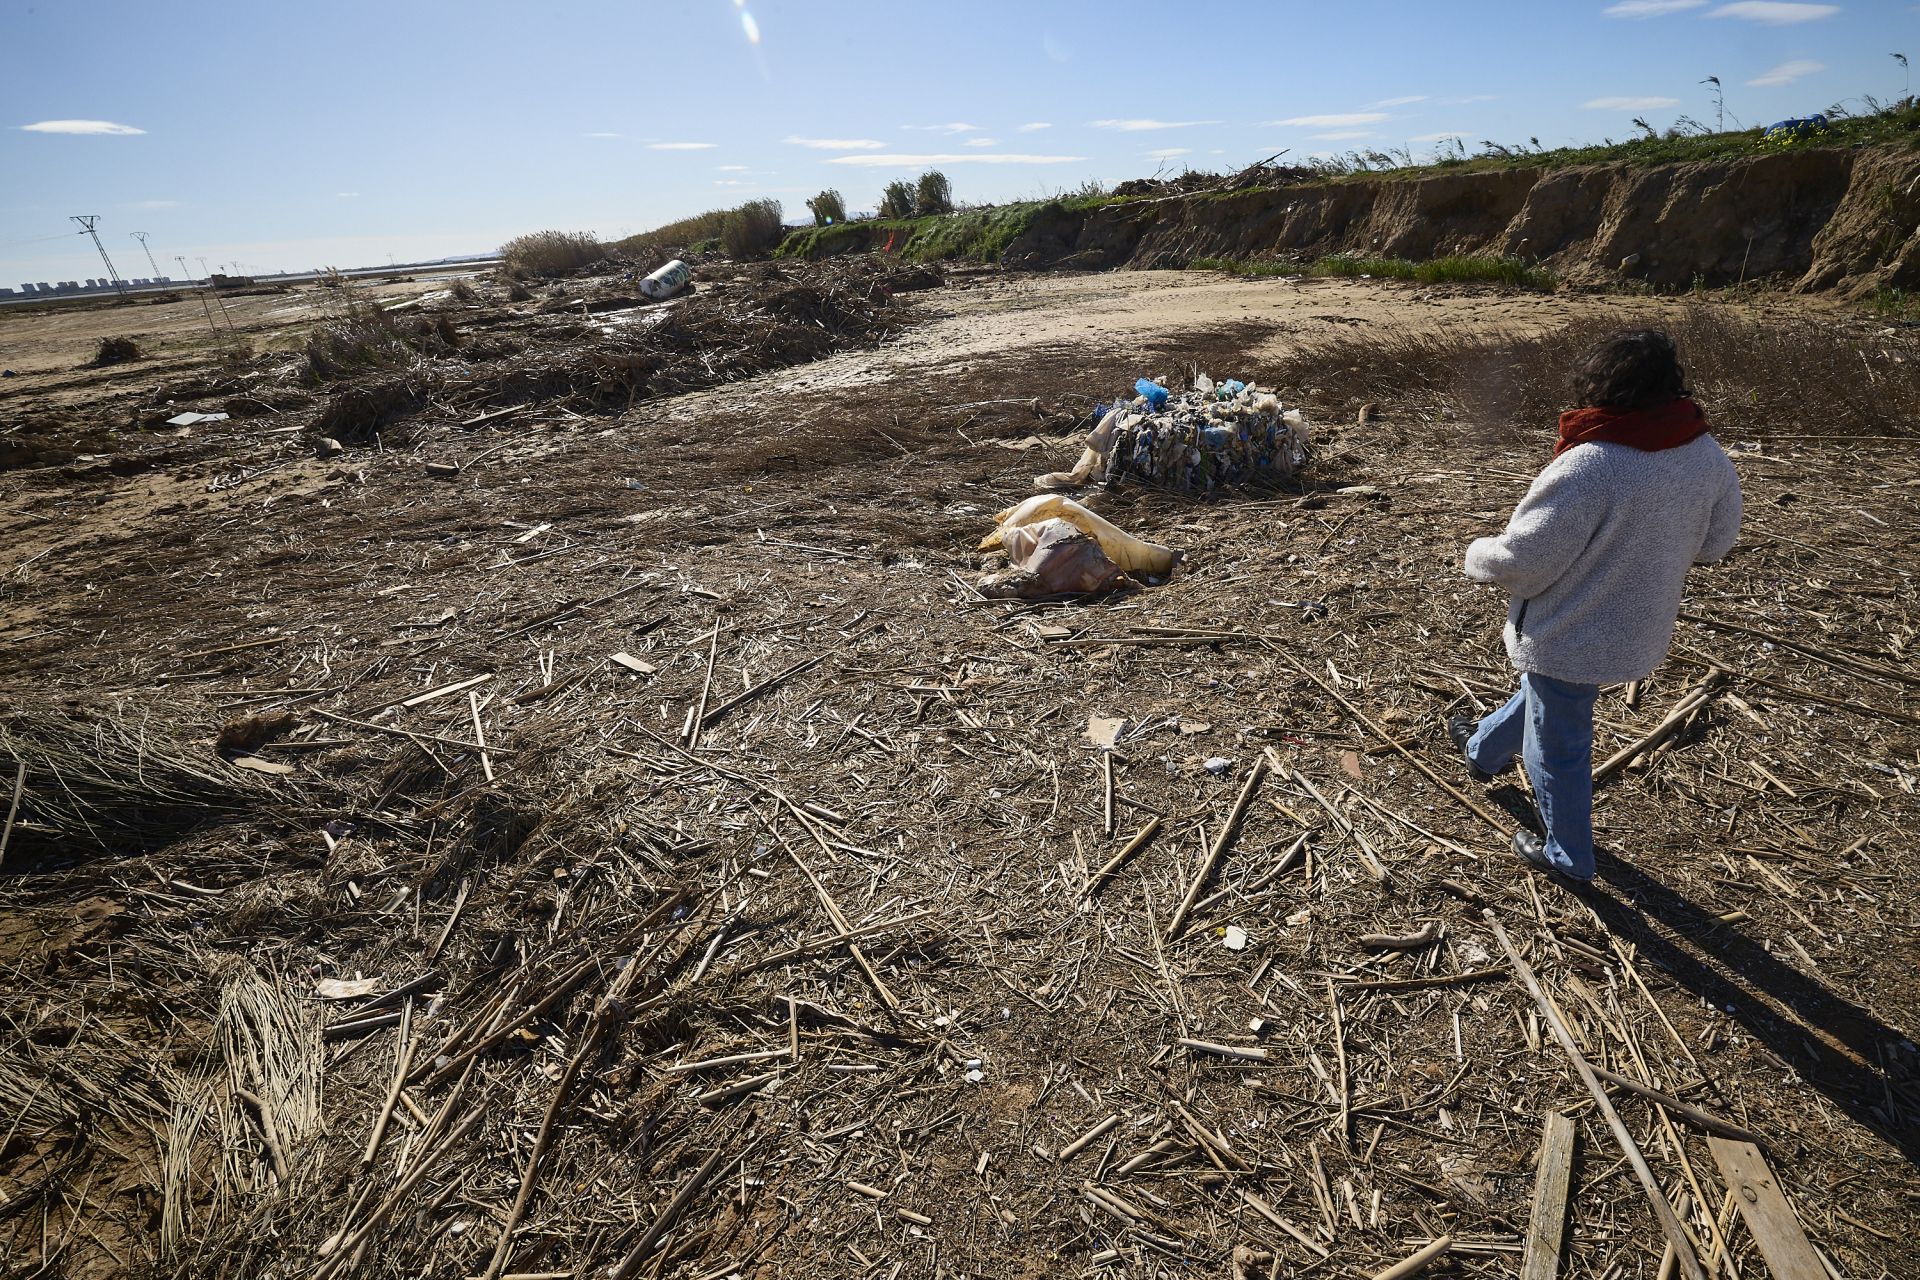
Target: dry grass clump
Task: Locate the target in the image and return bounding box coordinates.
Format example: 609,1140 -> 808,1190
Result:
311,374 -> 431,445
1267,304 -> 1920,441
302,302 -> 457,384
448,277 -> 479,303
613,198 -> 795,261
609,209 -> 732,260
720,198 -> 784,259
89,335 -> 142,366
500,230 -> 607,278
0,695 -> 297,860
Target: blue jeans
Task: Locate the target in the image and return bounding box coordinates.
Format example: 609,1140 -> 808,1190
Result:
1466,673 -> 1599,879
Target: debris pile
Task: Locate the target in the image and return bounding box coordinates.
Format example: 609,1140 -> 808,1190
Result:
1039,374 -> 1310,494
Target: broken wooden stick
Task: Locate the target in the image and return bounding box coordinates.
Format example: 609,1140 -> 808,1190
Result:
1486,911 -> 1706,1280
1262,643 -> 1514,835
1084,816 -> 1162,899
698,652 -> 827,730
1593,672 -> 1725,786
479,954 -> 649,1280
1373,1236 -> 1453,1280
0,761 -> 22,869
609,1145 -> 734,1278
1168,754 -> 1269,938
1059,1114 -> 1120,1162
1178,1037 -> 1270,1062
1589,1065 -> 1763,1144
1285,763 -> 1388,882
1358,921 -> 1440,950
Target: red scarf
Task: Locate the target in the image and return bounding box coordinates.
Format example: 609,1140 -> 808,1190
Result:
1554,397 -> 1708,459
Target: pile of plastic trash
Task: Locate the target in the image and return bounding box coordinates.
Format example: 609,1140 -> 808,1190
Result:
1038,374 -> 1310,495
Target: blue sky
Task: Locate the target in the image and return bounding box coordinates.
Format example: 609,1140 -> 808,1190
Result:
1,0 -> 1911,282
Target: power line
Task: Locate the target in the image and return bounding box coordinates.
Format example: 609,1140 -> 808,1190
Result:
69,215 -> 129,299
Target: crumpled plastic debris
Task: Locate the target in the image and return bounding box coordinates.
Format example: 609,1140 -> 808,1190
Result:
977,518 -> 1125,598
1037,373 -> 1310,495
981,494 -> 1180,577
976,495 -> 1181,600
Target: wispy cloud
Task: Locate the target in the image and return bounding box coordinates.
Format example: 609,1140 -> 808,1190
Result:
1016,121 -> 1052,132
715,164 -> 750,172
1370,95 -> 1428,108
17,119 -> 145,135
647,141 -> 717,150
582,131 -> 622,138
715,179 -> 745,186
1708,1 -> 1838,21
827,152 -> 1086,167
1748,58 -> 1826,85
785,136 -> 884,150
902,122 -> 979,135
1583,95 -> 1681,109
336,192 -> 360,198
966,137 -> 997,147
1145,147 -> 1193,159
1090,118 -> 1221,131
1602,0 -> 1705,15
1442,94 -> 1499,104
1265,112 -> 1390,127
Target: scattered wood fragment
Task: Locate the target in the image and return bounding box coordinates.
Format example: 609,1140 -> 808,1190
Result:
1059,1114 -> 1121,1161
1593,672 -> 1725,787
1520,1112 -> 1575,1280
1707,1138 -> 1828,1280
1372,1235 -> 1453,1280
1178,1037 -> 1269,1062
1,761 -> 26,869
1261,644 -> 1515,835
1358,921 -> 1440,950
1168,754 -> 1269,938
1083,816 -> 1162,899
1588,1065 -> 1763,1143
1486,912 -> 1706,1280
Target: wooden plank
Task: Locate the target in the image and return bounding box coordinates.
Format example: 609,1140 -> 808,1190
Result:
1521,1111 -> 1577,1280
1707,1137 -> 1827,1280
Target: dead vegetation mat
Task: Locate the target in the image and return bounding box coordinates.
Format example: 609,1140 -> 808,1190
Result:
0,273 -> 1917,1280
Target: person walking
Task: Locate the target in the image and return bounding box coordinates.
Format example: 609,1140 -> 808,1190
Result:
1449,330 -> 1743,881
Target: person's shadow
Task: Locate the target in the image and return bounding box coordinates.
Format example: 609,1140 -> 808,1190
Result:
1574,853 -> 1919,1165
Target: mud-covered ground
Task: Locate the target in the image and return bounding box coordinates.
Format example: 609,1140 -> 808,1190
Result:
1,263 -> 1915,1280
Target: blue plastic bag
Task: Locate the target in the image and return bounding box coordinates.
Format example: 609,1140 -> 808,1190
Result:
1134,378 -> 1169,411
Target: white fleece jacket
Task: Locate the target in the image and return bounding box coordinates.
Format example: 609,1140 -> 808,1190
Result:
1464,434 -> 1742,685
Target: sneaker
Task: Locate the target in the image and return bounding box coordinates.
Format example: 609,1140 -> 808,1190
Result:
1446,715 -> 1493,783
1512,830 -> 1594,884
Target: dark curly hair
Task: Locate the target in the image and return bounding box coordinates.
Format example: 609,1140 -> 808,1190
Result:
1573,329 -> 1690,411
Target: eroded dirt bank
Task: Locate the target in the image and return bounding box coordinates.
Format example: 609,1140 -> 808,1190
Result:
808,145 -> 1920,295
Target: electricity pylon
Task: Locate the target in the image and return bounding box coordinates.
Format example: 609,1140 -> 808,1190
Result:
70,216 -> 129,298
131,231 -> 164,282
176,254 -> 221,337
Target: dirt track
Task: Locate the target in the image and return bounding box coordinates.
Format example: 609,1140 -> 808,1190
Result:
1,267 -> 1916,1280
